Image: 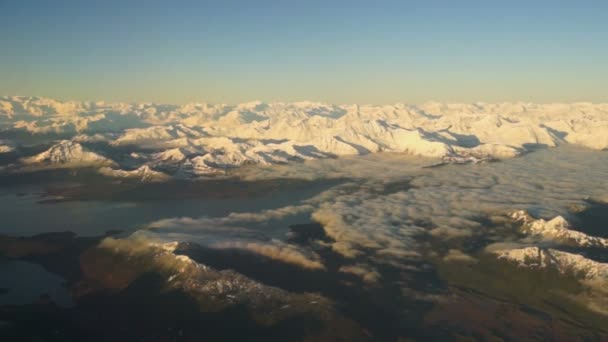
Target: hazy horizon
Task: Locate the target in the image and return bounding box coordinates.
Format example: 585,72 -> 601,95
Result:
6,94 -> 608,107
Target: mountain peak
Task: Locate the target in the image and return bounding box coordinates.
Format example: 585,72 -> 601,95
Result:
22,140 -> 113,167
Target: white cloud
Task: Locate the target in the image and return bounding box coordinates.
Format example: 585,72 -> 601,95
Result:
442,249 -> 477,263
143,204 -> 322,270
338,263 -> 381,283
213,240 -> 325,270
142,145 -> 608,276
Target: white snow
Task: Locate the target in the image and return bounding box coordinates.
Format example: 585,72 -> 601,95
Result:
20,140 -> 115,168
488,212 -> 608,315
98,165 -> 170,182
2,96 -> 608,176
512,210 -> 608,248
491,246 -> 608,283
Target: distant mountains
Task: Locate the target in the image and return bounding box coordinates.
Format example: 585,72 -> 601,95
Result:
1,96 -> 607,180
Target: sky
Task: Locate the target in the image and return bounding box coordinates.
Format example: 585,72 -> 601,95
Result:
1,0 -> 607,104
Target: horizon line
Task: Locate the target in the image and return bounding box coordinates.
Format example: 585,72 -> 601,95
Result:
3,95 -> 608,107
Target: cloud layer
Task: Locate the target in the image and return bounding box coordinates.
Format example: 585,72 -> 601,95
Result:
139,145 -> 608,290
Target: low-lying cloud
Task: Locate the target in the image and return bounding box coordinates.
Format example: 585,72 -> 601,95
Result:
134,145 -> 608,296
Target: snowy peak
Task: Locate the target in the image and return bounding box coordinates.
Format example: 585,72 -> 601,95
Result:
492,246 -> 608,282
98,165 -> 170,182
0,96 -> 89,117
3,96 -> 608,177
512,210 -> 608,248
487,210 -> 608,315
22,140 -> 114,167
151,147 -> 188,164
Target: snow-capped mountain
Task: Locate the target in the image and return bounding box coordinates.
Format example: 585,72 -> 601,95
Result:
2,96 -> 608,179
486,211 -> 608,315
21,140 -> 114,168
98,165 -> 170,182
512,210 -> 608,248
492,246 -> 608,283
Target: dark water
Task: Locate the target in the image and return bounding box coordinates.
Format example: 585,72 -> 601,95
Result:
573,200 -> 608,238
0,260 -> 72,307
0,178 -> 340,237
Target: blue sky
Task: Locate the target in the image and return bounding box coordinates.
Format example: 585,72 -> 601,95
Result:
1,0 -> 607,104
